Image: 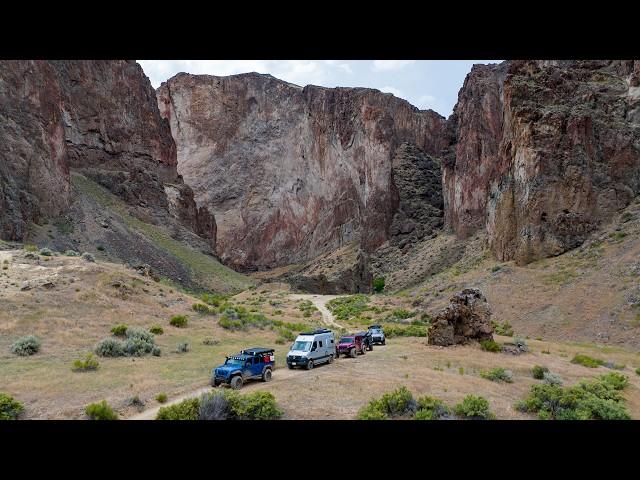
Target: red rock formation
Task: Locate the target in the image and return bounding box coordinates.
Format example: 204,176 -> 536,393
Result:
1,60 -> 215,247
444,60 -> 640,264
158,72 -> 446,270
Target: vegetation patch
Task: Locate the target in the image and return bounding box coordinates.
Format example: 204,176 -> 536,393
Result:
0,393 -> 24,420
480,367 -> 514,383
531,365 -> 550,380
373,277 -> 385,293
515,373 -> 631,420
571,353 -> 605,368
298,300 -> 319,317
169,315 -> 188,328
156,393 -> 168,403
384,324 -> 428,338
110,324 -> 128,337
72,353 -> 100,372
327,294 -> 371,321
85,400 -> 118,420
149,325 -> 164,335
479,339 -> 501,353
491,320 -> 514,336
157,390 -> 282,420
10,335 -> 41,356
454,395 -> 495,419
414,396 -> 451,420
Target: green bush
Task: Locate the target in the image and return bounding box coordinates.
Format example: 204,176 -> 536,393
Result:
218,308 -> 273,331
479,339 -> 501,353
176,342 -> 189,353
0,393 -> 25,420
531,365 -> 549,380
156,393 -> 168,403
515,373 -> 630,420
149,325 -> 164,335
39,248 -> 53,256
156,398 -> 200,420
357,401 -> 388,420
95,337 -> 125,357
571,354 -> 605,368
454,395 -> 494,419
201,292 -> 227,307
82,252 -> 95,262
24,244 -> 37,252
415,396 -> 450,420
543,371 -> 564,386
372,277 -> 385,293
491,320 -> 514,336
480,367 -> 513,383
202,338 -> 219,346
390,309 -> 415,320
357,387 -> 416,419
65,250 -> 80,257
192,303 -> 213,314
384,324 -> 428,338
85,400 -> 118,420
152,346 -> 161,357
326,294 -> 371,321
170,315 -> 188,328
10,335 -> 41,356
72,353 -> 99,372
110,324 -> 128,336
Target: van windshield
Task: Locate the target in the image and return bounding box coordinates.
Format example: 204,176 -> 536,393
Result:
339,337 -> 354,343
291,341 -> 312,352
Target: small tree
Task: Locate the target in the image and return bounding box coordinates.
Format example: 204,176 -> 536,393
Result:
372,277 -> 385,293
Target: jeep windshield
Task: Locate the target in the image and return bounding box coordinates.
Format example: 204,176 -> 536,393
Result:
339,337 -> 354,343
370,328 -> 382,334
291,341 -> 312,352
225,357 -> 245,365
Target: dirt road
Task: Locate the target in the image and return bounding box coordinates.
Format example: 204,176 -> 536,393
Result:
288,294 -> 345,329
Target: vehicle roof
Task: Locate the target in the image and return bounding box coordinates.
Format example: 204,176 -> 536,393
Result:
240,347 -> 274,355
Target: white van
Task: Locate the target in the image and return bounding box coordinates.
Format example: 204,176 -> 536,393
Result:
286,328 -> 337,370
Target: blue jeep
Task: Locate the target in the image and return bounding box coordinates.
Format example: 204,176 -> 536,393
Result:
211,347 -> 275,390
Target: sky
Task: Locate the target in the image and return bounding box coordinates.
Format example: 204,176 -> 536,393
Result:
137,60 -> 502,118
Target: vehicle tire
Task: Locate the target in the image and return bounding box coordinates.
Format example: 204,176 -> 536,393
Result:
230,375 -> 243,390
328,354 -> 334,364
382,339 -> 386,345
349,348 -> 357,358
262,368 -> 272,382
287,363 -> 294,369
306,360 -> 314,370
368,343 -> 373,351
361,344 -> 366,355
211,378 -> 217,388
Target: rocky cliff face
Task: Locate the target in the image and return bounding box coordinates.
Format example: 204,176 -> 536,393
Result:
0,61 -> 70,240
444,60 -> 640,264
157,72 -> 446,271
0,60 -> 215,245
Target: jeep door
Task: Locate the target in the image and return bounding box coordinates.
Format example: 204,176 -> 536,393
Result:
250,356 -> 263,378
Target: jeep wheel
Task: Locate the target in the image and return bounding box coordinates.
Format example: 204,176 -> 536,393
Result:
349,348 -> 357,358
361,345 -> 366,355
306,360 -> 314,370
368,343 -> 373,351
210,378 -> 217,387
230,376 -> 243,390
287,363 -> 294,369
262,368 -> 272,382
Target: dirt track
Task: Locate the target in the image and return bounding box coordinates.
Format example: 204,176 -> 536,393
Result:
288,294 -> 345,329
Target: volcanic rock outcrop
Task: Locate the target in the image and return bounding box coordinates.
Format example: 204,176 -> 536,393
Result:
443,60 -> 640,264
427,288 -> 493,346
0,60 -> 215,245
157,72 -> 446,270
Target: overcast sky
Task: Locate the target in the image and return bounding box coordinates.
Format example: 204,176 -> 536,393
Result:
137,60 -> 502,118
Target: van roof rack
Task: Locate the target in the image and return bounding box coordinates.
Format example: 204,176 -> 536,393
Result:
300,328 -> 332,335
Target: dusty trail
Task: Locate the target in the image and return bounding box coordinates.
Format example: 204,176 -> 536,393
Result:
288,294 -> 345,329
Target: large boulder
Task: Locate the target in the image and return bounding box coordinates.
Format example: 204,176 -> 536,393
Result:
428,288 -> 493,346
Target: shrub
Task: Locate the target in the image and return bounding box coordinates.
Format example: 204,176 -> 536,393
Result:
110,324 -> 128,336
199,392 -> 229,420
357,387 -> 416,419
480,367 -> 513,383
571,354 -> 605,368
176,342 -> 189,353
72,353 -> 99,372
95,337 -> 125,357
65,250 -> 80,257
636,367 -> 640,376
10,335 -> 41,356
170,315 -> 188,328
156,393 -> 168,403
372,277 -> 385,293
201,293 -> 227,307
414,396 -> 451,420
85,400 -> 118,420
24,244 -> 37,252
326,294 -> 371,321
81,252 -> 95,262
156,398 -> 200,420
391,309 -> 415,320
227,391 -> 282,420
202,338 -> 219,346
356,401 -> 388,420
0,393 -> 25,420
96,245 -> 105,251
513,336 -> 529,352
603,361 -> 625,370
479,339 -> 501,353
543,371 -> 564,386
531,365 -> 549,380
192,303 -> 212,314
151,346 -> 161,356
516,373 -> 630,420
491,320 -> 514,336
384,324 -> 428,338
454,395 -> 494,419
149,325 -> 164,335
39,248 -> 53,256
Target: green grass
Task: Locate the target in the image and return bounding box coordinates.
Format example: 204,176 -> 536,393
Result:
571,354 -> 605,368
72,173 -> 253,292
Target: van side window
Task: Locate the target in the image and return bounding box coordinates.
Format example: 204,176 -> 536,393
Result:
319,341 -> 323,348
312,341 -> 317,350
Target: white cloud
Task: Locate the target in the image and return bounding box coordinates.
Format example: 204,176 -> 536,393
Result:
415,94 -> 437,109
371,60 -> 416,72
379,86 -> 404,97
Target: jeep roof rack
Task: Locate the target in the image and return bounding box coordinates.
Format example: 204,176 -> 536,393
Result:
368,324 -> 382,328
240,347 -> 275,355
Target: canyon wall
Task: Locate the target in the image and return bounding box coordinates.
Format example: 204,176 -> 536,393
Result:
158,72 -> 446,270
0,60 -> 215,245
444,60 -> 640,264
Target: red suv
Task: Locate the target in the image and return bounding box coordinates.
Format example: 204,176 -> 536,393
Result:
337,333 -> 367,358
